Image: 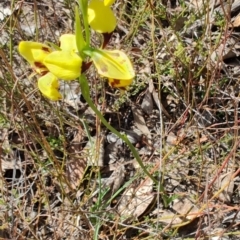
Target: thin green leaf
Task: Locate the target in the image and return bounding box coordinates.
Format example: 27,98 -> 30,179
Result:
78,0 -> 90,47
75,5 -> 86,58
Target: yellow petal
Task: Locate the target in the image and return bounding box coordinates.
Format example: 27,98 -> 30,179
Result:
104,0 -> 115,7
86,49 -> 135,80
60,34 -> 78,52
88,0 -> 116,33
18,41 -> 51,66
108,78 -> 133,88
44,51 -> 82,80
38,73 -> 62,100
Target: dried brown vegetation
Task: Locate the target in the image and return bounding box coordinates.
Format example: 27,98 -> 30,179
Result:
0,0 -> 240,239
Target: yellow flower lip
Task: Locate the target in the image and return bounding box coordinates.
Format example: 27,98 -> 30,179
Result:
44,51 -> 82,80
44,34 -> 82,80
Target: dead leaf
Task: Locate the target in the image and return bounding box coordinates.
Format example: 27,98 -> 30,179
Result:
215,171 -> 235,203
105,141 -> 120,164
132,106 -> 151,139
232,14 -> 240,27
87,164 -> 125,203
124,129 -> 142,144
104,164 -> 125,196
151,86 -> 171,119
172,197 -> 200,220
66,127 -> 86,189
118,178 -> 154,221
211,37 -> 240,61
65,158 -> 87,190
141,89 -> 153,115
109,164 -> 125,194
166,132 -> 178,146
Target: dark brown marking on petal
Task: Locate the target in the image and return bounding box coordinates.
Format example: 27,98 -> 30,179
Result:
113,79 -> 120,85
40,71 -> 49,76
42,47 -> 51,52
119,87 -> 127,91
109,79 -> 120,87
34,61 -> 45,69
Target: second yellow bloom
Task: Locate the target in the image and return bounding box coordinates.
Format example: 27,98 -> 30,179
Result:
88,0 -> 117,33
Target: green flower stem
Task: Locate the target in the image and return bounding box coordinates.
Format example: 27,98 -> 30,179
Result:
79,74 -> 157,185
78,0 -> 90,47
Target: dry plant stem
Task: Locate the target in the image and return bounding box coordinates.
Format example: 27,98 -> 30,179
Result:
33,0 -> 39,40
203,170 -> 211,235
0,49 -> 74,192
225,211 -> 240,237
199,168 -> 240,218
204,0 -> 217,35
233,98 -> 238,168
198,139 -> 240,202
0,53 -> 62,238
172,155 -> 240,229
148,0 -> 165,226
166,105 -> 190,134
200,21 -> 233,107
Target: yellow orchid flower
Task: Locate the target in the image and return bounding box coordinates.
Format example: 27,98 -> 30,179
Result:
85,48 -> 135,88
18,34 -> 82,100
88,0 -> 116,33
19,34 -> 82,81
38,72 -> 62,100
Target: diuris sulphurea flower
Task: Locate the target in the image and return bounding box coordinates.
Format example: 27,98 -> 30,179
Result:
18,34 -> 82,100
84,48 -> 135,89
19,34 -> 82,80
88,0 -> 116,33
